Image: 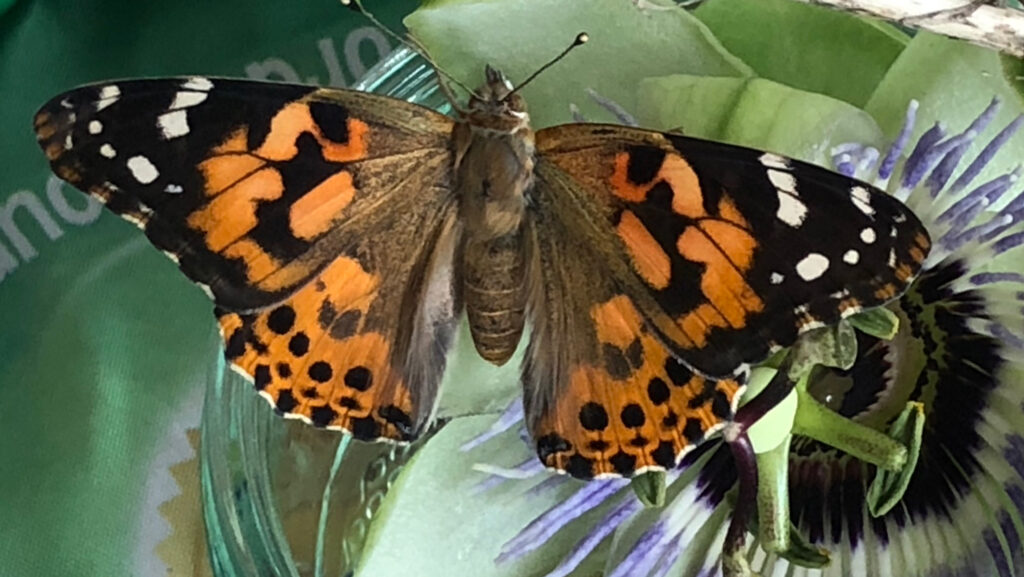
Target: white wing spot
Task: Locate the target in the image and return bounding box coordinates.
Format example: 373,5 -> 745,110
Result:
122,212 -> 148,229
196,282 -> 216,300
127,155 -> 159,184
182,77 -> 214,91
888,248 -> 897,267
768,169 -> 797,194
843,249 -> 860,265
165,183 -> 184,194
162,250 -> 181,264
170,91 -> 207,109
770,272 -> 784,285
776,191 -> 807,228
63,133 -> 73,150
759,152 -> 789,170
850,186 -> 875,216
796,253 -> 830,282
99,143 -> 116,158
88,120 -> 103,134
158,110 -> 190,139
860,227 -> 877,244
96,85 -> 121,111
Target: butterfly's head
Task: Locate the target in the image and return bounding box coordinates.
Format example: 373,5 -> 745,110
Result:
465,65 -> 530,131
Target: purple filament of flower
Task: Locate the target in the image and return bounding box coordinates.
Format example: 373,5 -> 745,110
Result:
927,140 -> 971,197
988,322 -> 1024,350
924,98 -> 1000,196
993,231 -> 1024,255
951,114 -> 1024,194
649,533 -> 684,577
934,174 -> 1009,226
832,145 -> 878,179
940,214 -> 1009,251
1002,191 -> 1024,218
544,498 -> 644,577
459,400 -> 525,452
585,87 -> 639,127
903,129 -> 976,192
497,478 -> 627,563
607,520 -> 670,577
879,100 -> 919,180
976,214 -> 1019,245
526,474 -> 571,497
970,272 -> 1024,286
835,155 -> 857,178
936,178 -> 1019,239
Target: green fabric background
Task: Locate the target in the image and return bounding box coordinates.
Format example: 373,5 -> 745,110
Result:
0,1 -> 415,575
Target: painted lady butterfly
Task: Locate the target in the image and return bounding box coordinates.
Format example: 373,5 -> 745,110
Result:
34,46 -> 929,480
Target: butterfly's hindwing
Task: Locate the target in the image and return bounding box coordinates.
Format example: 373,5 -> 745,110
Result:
522,177 -> 744,479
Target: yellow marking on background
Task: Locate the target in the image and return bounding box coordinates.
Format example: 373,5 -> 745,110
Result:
617,210 -> 671,290
289,171 -> 356,240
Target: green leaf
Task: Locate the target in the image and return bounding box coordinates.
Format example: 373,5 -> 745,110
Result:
866,32 -> 1024,189
1000,52 -> 1024,103
694,0 -> 908,107
634,75 -> 884,164
356,416 -> 610,577
405,0 -> 751,128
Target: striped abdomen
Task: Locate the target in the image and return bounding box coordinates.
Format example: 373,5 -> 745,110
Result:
463,230 -> 527,365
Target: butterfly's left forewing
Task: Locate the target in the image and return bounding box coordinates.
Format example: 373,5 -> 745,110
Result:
35,78 -> 461,441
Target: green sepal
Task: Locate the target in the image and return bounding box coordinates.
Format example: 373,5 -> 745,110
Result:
848,306 -> 900,341
630,469 -> 667,508
867,401 -> 926,517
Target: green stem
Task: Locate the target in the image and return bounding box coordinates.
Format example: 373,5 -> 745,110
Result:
792,386 -> 906,471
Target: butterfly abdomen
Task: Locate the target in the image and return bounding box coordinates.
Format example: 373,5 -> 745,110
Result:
463,231 -> 528,365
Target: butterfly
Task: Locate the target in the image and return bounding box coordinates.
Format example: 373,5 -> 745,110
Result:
34,61 -> 930,480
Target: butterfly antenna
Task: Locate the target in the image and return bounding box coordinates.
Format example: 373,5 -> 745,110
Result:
341,0 -> 481,101
509,32 -> 588,96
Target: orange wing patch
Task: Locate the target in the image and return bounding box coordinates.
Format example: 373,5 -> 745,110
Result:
182,99 -> 373,292
532,296 -> 742,479
219,256 -> 416,441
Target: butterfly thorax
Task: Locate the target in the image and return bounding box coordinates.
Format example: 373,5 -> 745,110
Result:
454,67 -> 536,366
